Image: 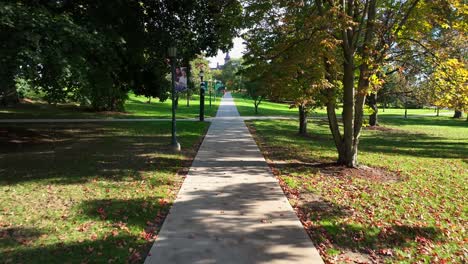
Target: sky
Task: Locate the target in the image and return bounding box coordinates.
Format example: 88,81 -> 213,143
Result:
208,37 -> 246,68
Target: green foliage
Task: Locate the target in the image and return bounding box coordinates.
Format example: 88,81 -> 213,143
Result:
431,58 -> 468,113
0,1 -> 242,110
216,59 -> 244,91
241,0 -> 466,166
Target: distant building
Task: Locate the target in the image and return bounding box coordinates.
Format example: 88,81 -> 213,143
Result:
210,52 -> 231,70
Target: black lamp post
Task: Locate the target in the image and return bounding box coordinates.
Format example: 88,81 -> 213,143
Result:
199,70 -> 205,121
168,47 -> 180,151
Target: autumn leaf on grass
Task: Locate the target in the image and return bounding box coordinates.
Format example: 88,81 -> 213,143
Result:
158,198 -> 168,207
111,230 -> 119,237
140,230 -> 156,241
114,222 -> 130,233
377,248 -> 393,256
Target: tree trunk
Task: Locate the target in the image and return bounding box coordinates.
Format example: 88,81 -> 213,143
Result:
1,83 -> 19,106
341,52 -> 356,167
175,96 -> 179,109
326,92 -> 346,164
254,103 -> 258,114
436,107 -> 439,117
368,92 -> 378,126
187,94 -> 190,107
298,105 -> 307,136
323,59 -> 346,164
453,110 -> 462,118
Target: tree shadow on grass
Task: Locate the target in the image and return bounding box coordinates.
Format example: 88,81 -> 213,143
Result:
250,119 -> 467,161
360,130 -> 468,159
1,197 -> 173,264
0,227 -> 45,248
299,198 -> 443,260
0,123 -> 202,185
79,197 -> 170,231
379,115 -> 468,128
2,234 -> 146,264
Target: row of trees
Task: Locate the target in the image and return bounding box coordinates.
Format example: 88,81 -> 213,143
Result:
0,1 -> 243,110
240,0 -> 466,167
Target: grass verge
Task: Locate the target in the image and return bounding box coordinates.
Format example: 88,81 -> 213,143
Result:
0,121 -> 209,263
0,93 -> 221,119
232,92 -> 453,119
246,117 -> 467,263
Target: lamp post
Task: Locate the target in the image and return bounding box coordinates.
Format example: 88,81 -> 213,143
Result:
209,79 -> 212,108
168,47 -> 180,151
199,70 -> 205,121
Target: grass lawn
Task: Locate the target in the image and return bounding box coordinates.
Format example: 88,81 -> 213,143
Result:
232,92 -> 454,118
0,121 -> 209,263
245,116 -> 467,263
0,93 -> 221,119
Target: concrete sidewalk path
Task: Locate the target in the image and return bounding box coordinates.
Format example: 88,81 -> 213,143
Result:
144,93 -> 323,264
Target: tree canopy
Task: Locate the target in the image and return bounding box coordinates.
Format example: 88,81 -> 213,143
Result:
241,0 -> 466,167
0,0 -> 243,110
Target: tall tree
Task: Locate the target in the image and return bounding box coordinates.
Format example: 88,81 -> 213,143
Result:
242,0 -> 462,167
0,0 -> 242,110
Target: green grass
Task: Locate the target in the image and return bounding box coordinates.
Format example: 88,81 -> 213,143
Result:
0,121 -> 209,263
0,93 -> 221,119
232,92 -> 454,118
231,93 -> 298,117
246,116 -> 467,263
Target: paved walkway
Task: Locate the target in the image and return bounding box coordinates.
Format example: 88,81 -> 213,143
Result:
144,93 -> 323,264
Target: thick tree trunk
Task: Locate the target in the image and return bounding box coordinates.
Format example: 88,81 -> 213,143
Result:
298,105 -> 307,136
341,55 -> 356,167
254,103 -> 258,114
368,93 -> 378,126
453,110 -> 462,118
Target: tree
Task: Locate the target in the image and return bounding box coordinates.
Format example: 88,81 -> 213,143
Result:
0,0 -> 243,110
217,59 -> 244,91
431,58 -> 468,118
242,0 -> 461,167
242,65 -> 270,114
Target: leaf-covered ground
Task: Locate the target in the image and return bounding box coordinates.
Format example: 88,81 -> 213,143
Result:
246,116 -> 467,263
0,122 -> 209,263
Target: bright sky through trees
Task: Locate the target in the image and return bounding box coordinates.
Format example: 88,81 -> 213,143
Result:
208,37 -> 246,68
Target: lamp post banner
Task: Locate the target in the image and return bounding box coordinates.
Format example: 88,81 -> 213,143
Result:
175,67 -> 188,93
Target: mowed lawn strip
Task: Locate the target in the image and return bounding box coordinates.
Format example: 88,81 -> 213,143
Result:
245,117 -> 467,263
0,93 -> 221,120
232,92 -> 453,118
0,121 -> 209,263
